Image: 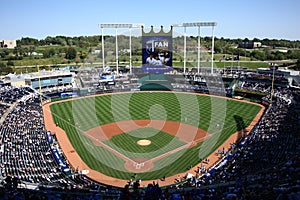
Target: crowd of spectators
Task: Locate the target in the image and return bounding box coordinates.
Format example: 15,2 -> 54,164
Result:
0,86 -> 121,199
0,86 -> 34,104
41,84 -> 74,95
0,104 -> 9,119
0,89 -> 69,184
236,81 -> 271,93
165,83 -> 300,199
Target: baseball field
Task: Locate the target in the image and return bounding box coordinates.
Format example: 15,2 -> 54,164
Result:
48,91 -> 262,181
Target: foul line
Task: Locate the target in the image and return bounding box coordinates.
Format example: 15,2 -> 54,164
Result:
44,106 -> 137,165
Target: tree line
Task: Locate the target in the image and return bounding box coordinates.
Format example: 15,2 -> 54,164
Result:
17,35 -> 300,49
0,35 -> 299,70
15,36 -> 300,59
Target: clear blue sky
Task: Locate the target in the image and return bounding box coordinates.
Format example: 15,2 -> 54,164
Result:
1,0 -> 299,40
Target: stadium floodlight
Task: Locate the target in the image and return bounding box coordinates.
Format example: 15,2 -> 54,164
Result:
131,23 -> 144,28
182,22 -> 217,27
171,23 -> 183,27
99,23 -> 132,28
99,23 -> 144,28
99,23 -> 144,75
172,23 -> 187,73
172,22 -> 217,74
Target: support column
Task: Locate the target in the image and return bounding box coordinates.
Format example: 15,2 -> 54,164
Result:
197,26 -> 201,75
211,25 -> 215,74
184,26 -> 187,74
101,27 -> 105,70
129,27 -> 132,74
115,27 -> 119,76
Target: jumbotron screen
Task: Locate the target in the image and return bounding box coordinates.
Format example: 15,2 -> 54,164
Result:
142,26 -> 173,73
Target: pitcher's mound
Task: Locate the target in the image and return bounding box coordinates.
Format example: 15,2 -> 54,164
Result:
137,139 -> 151,146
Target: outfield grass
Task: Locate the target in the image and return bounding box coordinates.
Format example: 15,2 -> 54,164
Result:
50,92 -> 261,180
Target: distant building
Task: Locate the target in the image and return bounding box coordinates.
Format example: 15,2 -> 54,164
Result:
24,70 -> 74,89
238,42 -> 262,49
0,40 -> 17,49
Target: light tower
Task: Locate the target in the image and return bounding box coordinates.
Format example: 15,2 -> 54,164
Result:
172,22 -> 217,74
99,23 -> 144,75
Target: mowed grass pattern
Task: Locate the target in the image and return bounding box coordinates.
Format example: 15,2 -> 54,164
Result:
103,128 -> 187,158
50,92 -> 262,180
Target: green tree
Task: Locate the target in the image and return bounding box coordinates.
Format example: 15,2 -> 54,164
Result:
29,46 -> 36,56
287,50 -> 300,59
13,46 -> 20,56
19,37 -> 39,46
0,49 -> 10,58
274,52 -> 286,60
214,44 -> 223,53
7,60 -> 14,66
79,51 -> 87,61
43,48 -> 56,58
23,47 -> 29,57
0,62 -> 13,75
250,50 -> 266,61
0,62 -> 6,68
65,47 -> 77,60
253,38 -> 260,42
